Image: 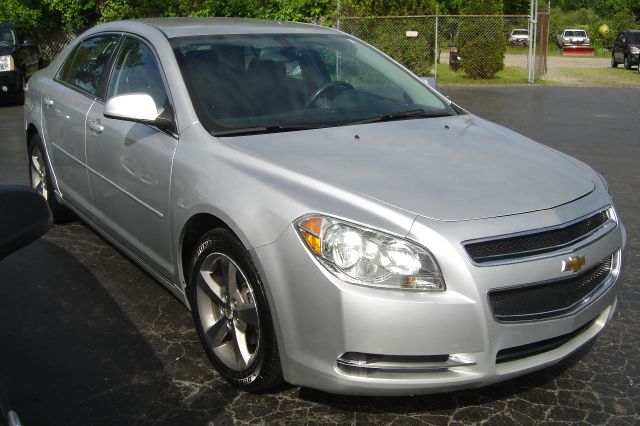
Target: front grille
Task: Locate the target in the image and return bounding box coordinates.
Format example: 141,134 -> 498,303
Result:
496,318 -> 596,364
465,209 -> 610,263
488,255 -> 613,322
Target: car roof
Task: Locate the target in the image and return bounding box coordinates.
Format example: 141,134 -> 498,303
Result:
130,17 -> 339,38
0,22 -> 17,29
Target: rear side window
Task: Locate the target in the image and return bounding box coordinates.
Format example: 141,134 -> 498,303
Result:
58,34 -> 120,96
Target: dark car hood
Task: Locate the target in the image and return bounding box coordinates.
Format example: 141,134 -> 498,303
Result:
223,115 -> 595,221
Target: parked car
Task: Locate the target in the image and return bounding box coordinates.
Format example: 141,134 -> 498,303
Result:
508,28 -> 529,46
0,185 -> 53,426
557,29 -> 591,47
24,18 -> 626,396
0,22 -> 40,102
611,29 -> 640,70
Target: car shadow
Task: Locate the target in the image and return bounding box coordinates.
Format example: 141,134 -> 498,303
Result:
0,238 -> 235,425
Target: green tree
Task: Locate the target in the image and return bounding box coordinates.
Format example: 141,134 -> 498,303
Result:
0,0 -> 43,30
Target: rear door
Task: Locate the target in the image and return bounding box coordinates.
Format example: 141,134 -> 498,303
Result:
85,36 -> 178,278
41,34 -> 120,214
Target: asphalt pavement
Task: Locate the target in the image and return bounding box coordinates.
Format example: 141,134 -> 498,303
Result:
0,86 -> 638,425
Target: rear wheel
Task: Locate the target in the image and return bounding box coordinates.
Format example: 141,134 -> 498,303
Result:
188,229 -> 283,392
28,134 -> 74,222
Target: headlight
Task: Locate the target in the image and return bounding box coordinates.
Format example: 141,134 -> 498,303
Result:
296,215 -> 445,291
631,46 -> 640,54
0,55 -> 15,72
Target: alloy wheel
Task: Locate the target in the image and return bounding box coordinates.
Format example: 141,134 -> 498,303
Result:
195,252 -> 261,371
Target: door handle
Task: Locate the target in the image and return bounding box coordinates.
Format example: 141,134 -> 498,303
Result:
43,96 -> 54,107
88,119 -> 104,134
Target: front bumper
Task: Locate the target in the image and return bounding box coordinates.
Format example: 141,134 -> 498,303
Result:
0,71 -> 20,95
252,200 -> 625,396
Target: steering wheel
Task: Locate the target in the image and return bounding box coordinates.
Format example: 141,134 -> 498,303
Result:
304,80 -> 354,108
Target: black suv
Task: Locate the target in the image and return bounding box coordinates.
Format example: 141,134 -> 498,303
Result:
611,29 -> 640,70
0,22 -> 40,102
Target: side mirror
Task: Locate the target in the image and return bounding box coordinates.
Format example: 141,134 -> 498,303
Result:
0,186 -> 53,260
22,39 -> 36,47
104,93 -> 174,131
420,76 -> 437,89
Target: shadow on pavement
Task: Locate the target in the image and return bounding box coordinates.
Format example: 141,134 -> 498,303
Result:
0,239 -> 233,425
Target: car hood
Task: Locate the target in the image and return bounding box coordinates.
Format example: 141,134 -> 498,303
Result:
221,115 -> 595,221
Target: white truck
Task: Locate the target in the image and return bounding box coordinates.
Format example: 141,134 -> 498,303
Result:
557,29 -> 591,47
557,29 -> 594,55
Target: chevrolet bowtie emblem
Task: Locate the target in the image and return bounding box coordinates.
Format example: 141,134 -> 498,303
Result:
562,255 -> 586,273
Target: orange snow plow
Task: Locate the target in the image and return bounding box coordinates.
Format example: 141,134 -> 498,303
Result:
561,45 -> 595,56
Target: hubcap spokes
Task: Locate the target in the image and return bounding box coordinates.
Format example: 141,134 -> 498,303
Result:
30,149 -> 48,200
196,253 -> 260,371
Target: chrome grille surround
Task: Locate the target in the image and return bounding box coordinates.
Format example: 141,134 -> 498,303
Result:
463,206 -> 617,266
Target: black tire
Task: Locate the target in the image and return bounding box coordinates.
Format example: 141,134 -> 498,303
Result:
28,134 -> 74,222
611,54 -> 618,68
188,228 -> 283,392
624,54 -> 631,70
13,70 -> 25,105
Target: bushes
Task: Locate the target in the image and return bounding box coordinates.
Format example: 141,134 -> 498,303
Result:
342,17 -> 436,76
549,7 -> 639,50
458,0 -> 506,79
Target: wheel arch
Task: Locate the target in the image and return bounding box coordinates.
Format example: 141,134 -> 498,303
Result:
179,212 -> 235,293
26,123 -> 39,148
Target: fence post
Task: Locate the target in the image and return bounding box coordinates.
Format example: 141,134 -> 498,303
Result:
434,4 -> 439,82
527,0 -> 536,83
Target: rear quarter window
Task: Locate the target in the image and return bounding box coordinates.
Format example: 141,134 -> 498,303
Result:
56,34 -> 120,96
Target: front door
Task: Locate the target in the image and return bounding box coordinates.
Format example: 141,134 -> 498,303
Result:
86,36 -> 178,278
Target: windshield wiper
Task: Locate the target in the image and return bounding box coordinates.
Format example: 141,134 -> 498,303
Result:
344,109 -> 452,126
213,123 -> 329,137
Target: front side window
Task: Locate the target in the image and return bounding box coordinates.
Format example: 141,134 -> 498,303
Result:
59,35 -> 119,96
0,28 -> 16,47
172,33 -> 455,135
107,37 -> 169,111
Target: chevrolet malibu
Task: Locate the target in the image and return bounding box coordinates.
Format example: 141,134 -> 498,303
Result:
24,18 -> 626,395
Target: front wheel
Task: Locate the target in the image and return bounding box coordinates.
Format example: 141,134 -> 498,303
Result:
188,229 -> 283,392
611,54 -> 618,68
624,54 -> 631,70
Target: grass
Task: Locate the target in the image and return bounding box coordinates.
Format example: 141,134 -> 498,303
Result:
435,65 -> 535,85
541,66 -> 640,87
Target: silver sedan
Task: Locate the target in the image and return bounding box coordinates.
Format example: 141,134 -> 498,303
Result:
24,18 -> 626,396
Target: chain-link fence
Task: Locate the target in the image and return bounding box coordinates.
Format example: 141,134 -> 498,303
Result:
340,15 -> 538,83
36,30 -> 76,63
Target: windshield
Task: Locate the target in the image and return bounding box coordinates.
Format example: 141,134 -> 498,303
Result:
566,30 -> 587,37
172,33 -> 455,135
0,28 -> 16,47
512,30 -> 528,35
628,32 -> 640,44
